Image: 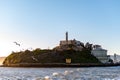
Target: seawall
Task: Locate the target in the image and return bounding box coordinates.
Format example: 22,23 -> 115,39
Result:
2,63 -> 120,67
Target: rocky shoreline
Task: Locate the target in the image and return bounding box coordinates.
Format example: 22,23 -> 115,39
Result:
2,63 -> 120,67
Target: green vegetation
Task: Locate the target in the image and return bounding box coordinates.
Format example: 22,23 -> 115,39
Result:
3,48 -> 101,65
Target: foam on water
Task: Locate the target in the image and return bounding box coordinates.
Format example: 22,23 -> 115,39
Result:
44,76 -> 51,80
52,72 -> 59,77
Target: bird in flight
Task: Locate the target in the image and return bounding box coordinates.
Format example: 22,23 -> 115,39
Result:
31,56 -> 38,61
14,42 -> 20,46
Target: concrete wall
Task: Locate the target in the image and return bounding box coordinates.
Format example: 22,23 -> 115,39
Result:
91,48 -> 109,63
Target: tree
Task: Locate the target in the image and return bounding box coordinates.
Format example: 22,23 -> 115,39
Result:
85,42 -> 93,51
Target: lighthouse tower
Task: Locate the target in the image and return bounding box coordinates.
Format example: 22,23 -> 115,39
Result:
66,32 -> 68,42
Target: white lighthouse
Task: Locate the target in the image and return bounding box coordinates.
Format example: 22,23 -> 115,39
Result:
54,32 -> 85,51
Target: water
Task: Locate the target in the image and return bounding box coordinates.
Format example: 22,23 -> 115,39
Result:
0,67 -> 120,80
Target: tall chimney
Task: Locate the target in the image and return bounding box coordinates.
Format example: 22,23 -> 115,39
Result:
66,32 -> 68,41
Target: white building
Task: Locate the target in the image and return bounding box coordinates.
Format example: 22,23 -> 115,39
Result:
60,40 -> 73,46
91,45 -> 110,63
60,32 -> 73,46
55,32 -> 83,51
60,32 -> 82,46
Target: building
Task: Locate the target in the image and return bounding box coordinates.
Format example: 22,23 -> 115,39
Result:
91,45 -> 110,63
114,53 -> 117,63
60,32 -> 71,46
54,32 -> 112,63
58,32 -> 83,51
60,32 -> 83,47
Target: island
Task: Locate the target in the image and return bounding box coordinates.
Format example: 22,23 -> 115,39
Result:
3,32 -> 118,67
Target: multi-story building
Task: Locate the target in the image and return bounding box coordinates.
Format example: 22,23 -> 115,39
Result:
91,45 -> 110,63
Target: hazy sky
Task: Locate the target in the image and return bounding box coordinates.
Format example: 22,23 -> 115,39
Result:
0,0 -> 120,56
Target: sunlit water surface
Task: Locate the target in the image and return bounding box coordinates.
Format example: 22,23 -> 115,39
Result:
0,66 -> 120,80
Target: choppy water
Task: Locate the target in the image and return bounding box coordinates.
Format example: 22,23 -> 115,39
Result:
0,67 -> 120,80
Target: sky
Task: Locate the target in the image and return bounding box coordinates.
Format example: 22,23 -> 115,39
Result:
0,0 -> 120,56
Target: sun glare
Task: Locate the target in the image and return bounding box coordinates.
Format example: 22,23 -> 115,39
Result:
0,39 -> 21,57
